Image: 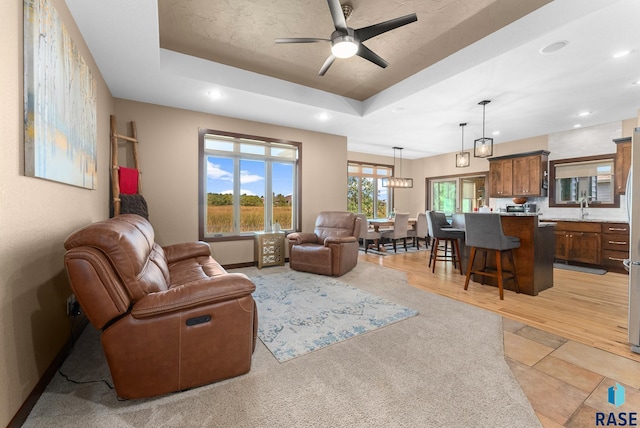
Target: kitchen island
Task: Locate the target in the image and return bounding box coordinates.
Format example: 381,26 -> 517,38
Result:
463,213 -> 555,296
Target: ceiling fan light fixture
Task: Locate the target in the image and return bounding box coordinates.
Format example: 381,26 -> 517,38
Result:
331,35 -> 358,58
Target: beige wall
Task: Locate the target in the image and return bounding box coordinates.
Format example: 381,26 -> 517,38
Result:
113,99 -> 348,266
0,0 -> 113,424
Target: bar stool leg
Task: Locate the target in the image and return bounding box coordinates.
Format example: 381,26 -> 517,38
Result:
431,238 -> 440,273
464,247 -> 477,290
496,250 -> 504,300
453,239 -> 463,275
507,249 -> 520,294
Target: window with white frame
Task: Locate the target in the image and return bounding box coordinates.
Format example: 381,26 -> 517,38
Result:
199,129 -> 301,239
347,161 -> 392,218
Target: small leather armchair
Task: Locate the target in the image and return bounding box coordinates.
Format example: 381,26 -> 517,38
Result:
287,211 -> 361,276
63,214 -> 258,399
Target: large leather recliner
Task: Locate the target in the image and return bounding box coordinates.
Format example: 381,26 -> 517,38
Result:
63,214 -> 258,399
287,211 -> 361,276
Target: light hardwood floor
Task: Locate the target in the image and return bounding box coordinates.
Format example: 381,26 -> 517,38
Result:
360,250 -> 638,363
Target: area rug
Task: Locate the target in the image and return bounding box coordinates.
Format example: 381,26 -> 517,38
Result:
250,269 -> 418,362
23,263 -> 541,428
554,262 -> 607,275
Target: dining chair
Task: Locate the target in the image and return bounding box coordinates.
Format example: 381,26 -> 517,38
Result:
380,212 -> 409,252
407,212 -> 428,249
463,213 -> 520,300
355,213 -> 380,253
426,211 -> 465,274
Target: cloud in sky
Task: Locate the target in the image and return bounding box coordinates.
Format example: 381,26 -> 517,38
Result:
207,161 -> 232,181
240,170 -> 263,184
220,189 -> 257,196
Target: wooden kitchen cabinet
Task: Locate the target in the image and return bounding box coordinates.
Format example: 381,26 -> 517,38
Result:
601,222 -> 630,272
489,158 -> 513,197
488,150 -> 549,198
553,221 -> 601,265
614,137 -> 631,195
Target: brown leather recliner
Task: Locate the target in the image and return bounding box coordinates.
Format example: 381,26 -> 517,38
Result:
287,211 -> 361,276
63,214 -> 258,399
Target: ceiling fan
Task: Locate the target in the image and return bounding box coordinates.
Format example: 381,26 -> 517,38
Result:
275,0 -> 417,76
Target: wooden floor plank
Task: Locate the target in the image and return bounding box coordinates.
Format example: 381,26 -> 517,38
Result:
360,251 -> 640,363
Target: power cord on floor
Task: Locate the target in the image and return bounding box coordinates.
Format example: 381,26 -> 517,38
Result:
58,306 -> 118,396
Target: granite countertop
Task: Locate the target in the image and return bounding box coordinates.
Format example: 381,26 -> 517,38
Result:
539,217 -> 629,224
498,212 -> 539,217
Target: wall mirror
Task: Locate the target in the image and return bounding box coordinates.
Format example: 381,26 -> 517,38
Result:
549,154 -> 619,208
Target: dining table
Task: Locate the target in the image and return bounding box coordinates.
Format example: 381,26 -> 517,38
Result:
367,217 -> 416,233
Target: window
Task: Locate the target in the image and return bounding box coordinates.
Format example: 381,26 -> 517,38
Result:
347,161 -> 392,218
199,129 -> 301,239
549,154 -> 618,207
427,173 -> 487,216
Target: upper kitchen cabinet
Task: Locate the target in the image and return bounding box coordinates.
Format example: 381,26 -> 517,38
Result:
614,137 -> 631,195
488,151 -> 549,198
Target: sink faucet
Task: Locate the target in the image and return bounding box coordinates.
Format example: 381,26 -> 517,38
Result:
580,197 -> 589,219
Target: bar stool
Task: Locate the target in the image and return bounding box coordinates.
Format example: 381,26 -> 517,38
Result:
426,211 -> 464,274
463,213 -> 520,300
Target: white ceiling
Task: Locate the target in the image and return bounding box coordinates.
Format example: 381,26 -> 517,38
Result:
65,0 -> 640,160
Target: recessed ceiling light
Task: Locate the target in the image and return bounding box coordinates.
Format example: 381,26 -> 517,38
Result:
574,124 -> 582,128
577,111 -> 591,117
492,131 -> 501,136
539,40 -> 568,55
208,89 -> 224,99
392,107 -> 406,113
613,50 -> 633,58
317,112 -> 330,121
633,80 -> 640,85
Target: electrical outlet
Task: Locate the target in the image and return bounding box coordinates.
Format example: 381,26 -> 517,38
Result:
66,294 -> 76,316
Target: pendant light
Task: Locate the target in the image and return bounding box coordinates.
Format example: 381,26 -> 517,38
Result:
456,122 -> 470,168
382,147 -> 413,188
474,100 -> 493,158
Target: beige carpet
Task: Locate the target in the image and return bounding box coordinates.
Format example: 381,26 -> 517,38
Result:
24,263 -> 540,427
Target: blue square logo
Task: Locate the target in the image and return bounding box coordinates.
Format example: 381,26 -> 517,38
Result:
608,383 -> 625,407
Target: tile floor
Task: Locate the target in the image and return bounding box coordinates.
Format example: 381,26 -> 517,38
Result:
503,317 -> 640,427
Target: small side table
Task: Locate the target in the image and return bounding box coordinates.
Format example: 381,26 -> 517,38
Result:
254,231 -> 286,269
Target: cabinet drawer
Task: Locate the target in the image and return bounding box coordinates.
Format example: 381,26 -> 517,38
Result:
602,234 -> 630,251
602,223 -> 630,234
554,221 -> 601,233
602,250 -> 629,268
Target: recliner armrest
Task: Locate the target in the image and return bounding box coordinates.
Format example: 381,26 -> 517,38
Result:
163,241 -> 211,263
131,273 -> 256,319
324,236 -> 357,246
287,232 -> 318,245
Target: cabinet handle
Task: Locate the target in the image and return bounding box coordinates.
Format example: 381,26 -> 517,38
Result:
608,256 -> 626,262
608,228 -> 628,232
608,241 -> 627,245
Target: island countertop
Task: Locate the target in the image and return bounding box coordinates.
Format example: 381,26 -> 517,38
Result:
462,214 -> 554,296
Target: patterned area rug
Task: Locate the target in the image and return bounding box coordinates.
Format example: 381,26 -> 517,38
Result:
250,269 -> 418,362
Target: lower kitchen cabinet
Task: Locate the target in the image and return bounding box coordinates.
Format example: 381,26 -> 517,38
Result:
553,221 -> 601,265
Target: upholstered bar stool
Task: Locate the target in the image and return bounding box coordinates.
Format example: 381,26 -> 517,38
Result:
463,213 -> 520,300
426,211 -> 465,274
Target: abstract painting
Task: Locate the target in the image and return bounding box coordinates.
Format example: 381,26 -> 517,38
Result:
24,0 -> 97,189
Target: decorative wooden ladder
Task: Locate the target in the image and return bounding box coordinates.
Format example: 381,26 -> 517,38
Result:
110,115 -> 141,216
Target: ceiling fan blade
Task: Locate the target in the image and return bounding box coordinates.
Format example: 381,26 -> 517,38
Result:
355,13 -> 417,42
275,38 -> 330,44
327,0 -> 348,33
357,44 -> 388,69
318,54 -> 336,76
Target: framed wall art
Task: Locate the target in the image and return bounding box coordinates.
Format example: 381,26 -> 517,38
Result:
24,0 -> 97,189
